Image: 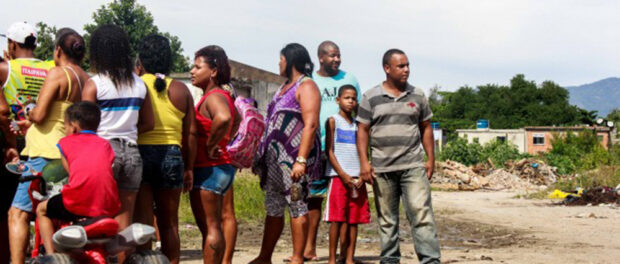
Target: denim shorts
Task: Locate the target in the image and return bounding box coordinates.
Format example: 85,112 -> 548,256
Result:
193,164 -> 235,195
109,138 -> 143,191
139,145 -> 184,189
11,157 -> 51,213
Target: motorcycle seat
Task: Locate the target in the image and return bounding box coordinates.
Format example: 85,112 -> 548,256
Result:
75,216 -> 119,239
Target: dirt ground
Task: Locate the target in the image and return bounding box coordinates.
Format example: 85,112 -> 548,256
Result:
180,191 -> 620,264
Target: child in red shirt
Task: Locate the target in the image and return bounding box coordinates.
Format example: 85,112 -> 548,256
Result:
36,101 -> 120,254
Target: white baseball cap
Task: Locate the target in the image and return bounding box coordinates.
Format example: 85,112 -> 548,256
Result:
3,22 -> 37,45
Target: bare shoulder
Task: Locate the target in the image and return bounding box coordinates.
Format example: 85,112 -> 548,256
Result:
296,78 -> 319,97
327,116 -> 336,127
44,67 -> 67,83
168,80 -> 192,113
299,78 -> 319,90
169,79 -> 191,97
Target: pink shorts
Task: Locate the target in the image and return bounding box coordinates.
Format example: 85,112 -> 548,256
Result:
323,177 -> 370,224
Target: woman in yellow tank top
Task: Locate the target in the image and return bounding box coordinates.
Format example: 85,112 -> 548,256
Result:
134,35 -> 196,264
15,28 -> 89,157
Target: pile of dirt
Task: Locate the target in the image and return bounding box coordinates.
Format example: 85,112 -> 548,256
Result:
434,159 -> 558,191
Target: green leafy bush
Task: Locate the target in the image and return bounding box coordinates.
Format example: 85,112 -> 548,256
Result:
481,139 -> 523,166
545,130 -> 615,174
439,137 -> 524,167
438,137 -> 483,165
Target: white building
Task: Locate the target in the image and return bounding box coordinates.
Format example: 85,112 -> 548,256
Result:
456,129 -> 526,153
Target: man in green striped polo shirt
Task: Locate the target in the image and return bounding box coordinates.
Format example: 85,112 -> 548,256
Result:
356,49 -> 440,264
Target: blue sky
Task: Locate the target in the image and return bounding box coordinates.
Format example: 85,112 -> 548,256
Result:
2,0 -> 618,94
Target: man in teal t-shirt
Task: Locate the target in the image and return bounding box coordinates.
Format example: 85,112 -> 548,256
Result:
299,40 -> 360,261
314,41 -> 361,150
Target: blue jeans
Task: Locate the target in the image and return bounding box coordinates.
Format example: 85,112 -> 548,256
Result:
139,145 -> 184,189
372,167 -> 441,264
193,164 -> 235,195
11,157 -> 51,213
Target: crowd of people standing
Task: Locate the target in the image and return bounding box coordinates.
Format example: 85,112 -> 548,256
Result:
0,21 -> 440,264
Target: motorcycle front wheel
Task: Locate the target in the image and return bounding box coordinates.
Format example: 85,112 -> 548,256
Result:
31,253 -> 76,264
124,250 -> 170,264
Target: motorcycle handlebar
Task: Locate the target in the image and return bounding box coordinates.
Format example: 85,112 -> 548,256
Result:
18,175 -> 39,182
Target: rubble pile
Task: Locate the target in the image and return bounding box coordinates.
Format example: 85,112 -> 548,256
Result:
563,187 -> 620,206
505,159 -> 558,185
434,159 -> 558,191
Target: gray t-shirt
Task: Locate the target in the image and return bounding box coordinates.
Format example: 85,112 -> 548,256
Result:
356,83 -> 432,173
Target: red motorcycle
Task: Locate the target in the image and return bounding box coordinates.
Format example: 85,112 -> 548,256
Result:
8,161 -> 168,264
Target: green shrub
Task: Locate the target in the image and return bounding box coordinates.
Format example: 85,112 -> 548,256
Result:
545,130 -> 616,174
439,137 -> 524,167
438,137 -> 482,165
545,153 -> 576,175
481,139 -> 523,166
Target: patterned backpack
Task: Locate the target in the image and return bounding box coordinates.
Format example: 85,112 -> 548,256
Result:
227,96 -> 266,168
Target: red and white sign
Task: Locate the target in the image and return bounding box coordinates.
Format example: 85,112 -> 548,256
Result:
21,66 -> 48,78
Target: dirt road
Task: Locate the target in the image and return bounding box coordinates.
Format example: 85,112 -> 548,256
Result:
180,191 -> 620,263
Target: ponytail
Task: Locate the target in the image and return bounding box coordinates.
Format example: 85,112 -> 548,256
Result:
303,62 -> 314,78
154,73 -> 167,93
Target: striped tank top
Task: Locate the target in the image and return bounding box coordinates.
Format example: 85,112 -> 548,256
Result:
325,114 -> 360,177
92,73 -> 147,144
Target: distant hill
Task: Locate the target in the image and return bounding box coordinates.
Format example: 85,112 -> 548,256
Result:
566,77 -> 620,117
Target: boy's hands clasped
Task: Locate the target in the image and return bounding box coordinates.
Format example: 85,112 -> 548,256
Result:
339,173 -> 362,189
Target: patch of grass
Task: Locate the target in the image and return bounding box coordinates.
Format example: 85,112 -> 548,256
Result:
178,169 -> 265,224
232,170 -> 266,223
514,189 -> 549,200
179,192 -> 194,224
553,165 -> 620,191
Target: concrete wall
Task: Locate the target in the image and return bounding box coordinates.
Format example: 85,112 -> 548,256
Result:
456,129 -> 526,153
170,59 -> 285,114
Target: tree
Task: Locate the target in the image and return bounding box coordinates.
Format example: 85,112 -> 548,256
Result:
34,22 -> 57,61
578,109 -> 598,125
83,0 -> 190,72
607,108 -> 620,124
431,74 -> 583,130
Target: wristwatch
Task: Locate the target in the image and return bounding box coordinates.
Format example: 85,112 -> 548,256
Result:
295,156 -> 307,165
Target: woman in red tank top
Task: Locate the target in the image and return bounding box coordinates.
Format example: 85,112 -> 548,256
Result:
189,45 -> 237,264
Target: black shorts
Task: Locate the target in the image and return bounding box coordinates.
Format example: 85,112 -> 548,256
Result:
47,194 -> 84,222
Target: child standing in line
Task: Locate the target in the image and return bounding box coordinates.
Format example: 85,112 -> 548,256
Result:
324,85 -> 370,264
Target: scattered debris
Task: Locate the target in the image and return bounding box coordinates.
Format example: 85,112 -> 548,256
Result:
548,188 -> 583,199
504,159 -> 558,185
563,187 -> 619,206
434,159 -> 558,191
573,212 -> 607,219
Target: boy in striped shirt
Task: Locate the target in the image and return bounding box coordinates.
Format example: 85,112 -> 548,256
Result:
324,85 -> 370,264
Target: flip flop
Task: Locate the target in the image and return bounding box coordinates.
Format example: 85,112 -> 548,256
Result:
5,160 -> 31,175
283,256 -> 319,263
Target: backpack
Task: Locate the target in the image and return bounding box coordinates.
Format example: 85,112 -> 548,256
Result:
227,96 -> 266,168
